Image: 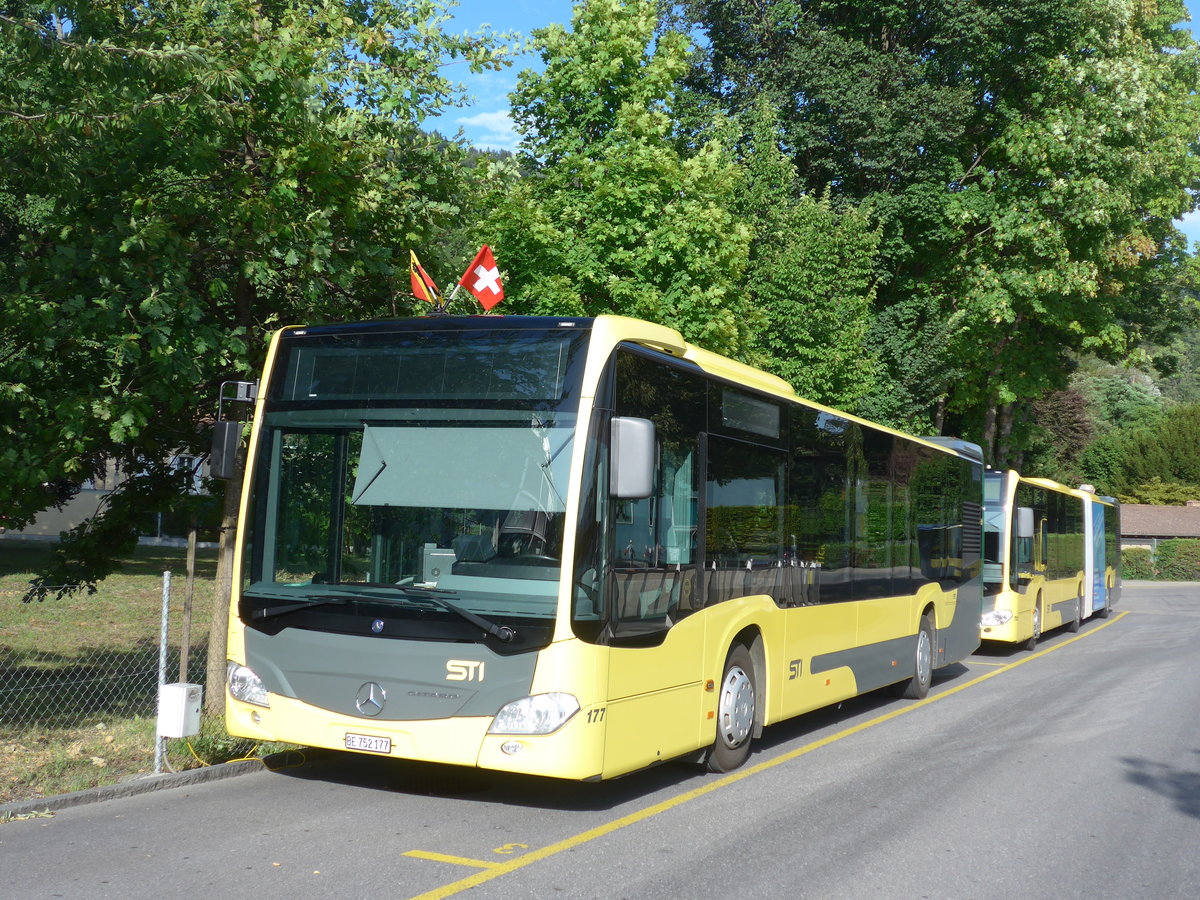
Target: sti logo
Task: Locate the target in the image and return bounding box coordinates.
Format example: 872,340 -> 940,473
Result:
446,660 -> 486,682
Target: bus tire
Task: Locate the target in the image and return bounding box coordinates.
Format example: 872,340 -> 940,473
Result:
1024,600 -> 1041,652
893,614 -> 934,700
1099,575 -> 1113,618
1068,595 -> 1082,632
706,644 -> 756,773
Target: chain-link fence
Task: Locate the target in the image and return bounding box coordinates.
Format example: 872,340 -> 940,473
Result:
0,565 -> 244,806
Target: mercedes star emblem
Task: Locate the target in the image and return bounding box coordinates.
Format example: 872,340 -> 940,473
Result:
355,681 -> 386,716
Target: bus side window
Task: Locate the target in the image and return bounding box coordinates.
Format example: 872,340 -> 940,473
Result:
789,409 -> 847,604
704,435 -> 786,607
608,348 -> 705,633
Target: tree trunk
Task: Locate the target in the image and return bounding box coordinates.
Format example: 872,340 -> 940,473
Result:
980,404 -> 998,466
995,403 -> 1015,469
205,440 -> 246,716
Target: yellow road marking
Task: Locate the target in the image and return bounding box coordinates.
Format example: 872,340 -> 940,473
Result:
966,660 -> 1008,667
409,611 -> 1128,899
403,851 -> 502,870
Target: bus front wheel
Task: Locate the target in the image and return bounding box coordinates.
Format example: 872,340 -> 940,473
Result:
706,645 -> 756,773
1024,602 -> 1041,652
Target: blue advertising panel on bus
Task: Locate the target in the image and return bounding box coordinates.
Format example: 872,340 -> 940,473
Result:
1089,499 -> 1107,614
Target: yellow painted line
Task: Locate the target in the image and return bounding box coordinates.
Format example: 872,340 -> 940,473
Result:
409,611 -> 1128,900
403,850 -> 502,870
966,660 -> 1007,667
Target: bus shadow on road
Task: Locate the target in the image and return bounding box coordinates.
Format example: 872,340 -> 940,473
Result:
749,662 -> 971,758
973,622 -> 1098,660
270,747 -> 706,811
268,666 -> 974,812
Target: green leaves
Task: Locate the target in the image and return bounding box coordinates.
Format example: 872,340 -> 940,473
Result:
677,0 -> 1200,461
0,1 -> 513,584
488,0 -> 751,355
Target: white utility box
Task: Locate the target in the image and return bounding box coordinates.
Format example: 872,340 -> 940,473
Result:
157,682 -> 203,738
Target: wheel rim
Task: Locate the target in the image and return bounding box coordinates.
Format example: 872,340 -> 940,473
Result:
916,627 -> 932,685
718,665 -> 754,748
1032,606 -> 1041,639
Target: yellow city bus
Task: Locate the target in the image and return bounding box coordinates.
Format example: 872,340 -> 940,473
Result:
223,315 -> 983,780
980,473 -> 1119,649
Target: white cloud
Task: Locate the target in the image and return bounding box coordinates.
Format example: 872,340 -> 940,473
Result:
456,109 -> 520,152
461,68 -> 522,107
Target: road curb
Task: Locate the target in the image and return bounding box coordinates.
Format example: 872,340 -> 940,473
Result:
0,757 -> 268,819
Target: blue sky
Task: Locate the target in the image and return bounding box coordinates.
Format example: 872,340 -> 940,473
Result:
439,0 -> 1200,248
436,0 -> 575,150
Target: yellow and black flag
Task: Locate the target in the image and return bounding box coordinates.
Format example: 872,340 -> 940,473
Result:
410,250 -> 441,305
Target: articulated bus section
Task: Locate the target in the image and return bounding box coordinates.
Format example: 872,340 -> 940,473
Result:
981,472 -> 1120,649
222,315 -> 983,780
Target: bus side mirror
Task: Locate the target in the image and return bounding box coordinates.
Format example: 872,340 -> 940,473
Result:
210,420 -> 242,480
1016,507 -> 1034,540
610,417 -> 655,499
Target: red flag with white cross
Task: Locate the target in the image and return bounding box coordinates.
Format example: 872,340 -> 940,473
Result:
458,245 -> 504,310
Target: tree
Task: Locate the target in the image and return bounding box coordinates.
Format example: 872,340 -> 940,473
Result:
1079,404 -> 1200,498
480,0 -> 753,356
733,98 -> 881,408
1,0 -> 511,569
0,1 -> 513,711
671,1 -> 1200,460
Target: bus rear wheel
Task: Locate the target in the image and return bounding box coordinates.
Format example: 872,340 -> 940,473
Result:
706,645 -> 756,773
893,614 -> 934,700
1068,595 -> 1083,632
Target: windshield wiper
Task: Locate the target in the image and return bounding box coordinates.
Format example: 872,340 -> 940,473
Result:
346,584 -> 516,642
248,596 -> 351,621
247,585 -> 516,642
392,587 -> 517,643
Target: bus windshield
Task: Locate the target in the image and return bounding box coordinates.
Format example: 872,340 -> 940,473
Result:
239,324 -> 589,645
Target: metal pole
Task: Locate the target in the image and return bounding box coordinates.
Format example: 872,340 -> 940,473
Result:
154,570 -> 171,775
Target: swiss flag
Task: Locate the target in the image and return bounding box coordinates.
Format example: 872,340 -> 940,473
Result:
458,245 -> 504,310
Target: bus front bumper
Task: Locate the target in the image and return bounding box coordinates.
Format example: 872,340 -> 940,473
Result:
226,692 -> 606,780
979,607 -> 1024,644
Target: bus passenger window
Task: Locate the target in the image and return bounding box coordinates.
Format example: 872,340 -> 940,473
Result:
704,435 -> 786,607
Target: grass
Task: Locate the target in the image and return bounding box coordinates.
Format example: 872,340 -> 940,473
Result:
0,540 -> 283,806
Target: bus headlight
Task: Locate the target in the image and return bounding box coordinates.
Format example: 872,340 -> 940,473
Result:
981,610 -> 1013,627
488,693 -> 580,735
227,661 -> 270,708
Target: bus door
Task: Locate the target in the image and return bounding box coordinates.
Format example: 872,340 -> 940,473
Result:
603,387 -> 706,775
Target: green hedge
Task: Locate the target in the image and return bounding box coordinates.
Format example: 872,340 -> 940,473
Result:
1122,539 -> 1200,580
1121,546 -> 1156,579
1153,539 -> 1200,580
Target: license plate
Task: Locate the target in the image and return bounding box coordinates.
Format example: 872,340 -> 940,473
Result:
345,733 -> 391,754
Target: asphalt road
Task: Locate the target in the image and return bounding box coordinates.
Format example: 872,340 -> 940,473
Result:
2,582 -> 1197,900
